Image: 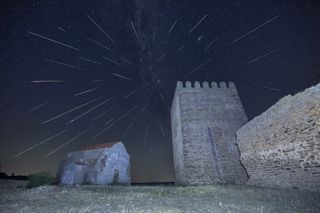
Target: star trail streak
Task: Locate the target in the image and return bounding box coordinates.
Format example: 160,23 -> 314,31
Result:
122,115 -> 139,138
155,54 -> 165,63
42,98 -> 100,124
188,14 -> 207,35
27,102 -> 50,112
204,38 -> 218,51
228,14 -> 279,45
74,88 -> 98,96
167,19 -> 178,35
158,123 -> 166,136
91,107 -> 113,121
28,31 -> 79,51
57,26 -> 66,32
261,86 -> 280,91
77,56 -> 102,65
245,49 -> 279,65
140,103 -> 149,114
123,89 -> 137,99
184,59 -> 212,78
14,129 -> 68,158
102,56 -> 122,67
94,105 -> 139,139
130,20 -> 138,39
66,96 -> 113,124
104,117 -> 115,126
30,80 -> 64,83
86,37 -> 114,53
45,59 -> 85,70
87,14 -> 114,43
121,57 -> 133,64
44,127 -> 92,158
110,72 -> 134,81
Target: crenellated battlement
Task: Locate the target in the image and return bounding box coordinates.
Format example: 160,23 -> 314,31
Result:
176,81 -> 238,94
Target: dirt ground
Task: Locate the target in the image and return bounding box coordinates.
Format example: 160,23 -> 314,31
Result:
1,180 -> 320,213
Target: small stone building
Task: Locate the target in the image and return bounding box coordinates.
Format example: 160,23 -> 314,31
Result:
237,83 -> 320,191
57,142 -> 131,185
171,81 -> 248,185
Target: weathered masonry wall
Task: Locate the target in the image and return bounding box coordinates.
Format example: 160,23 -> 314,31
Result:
237,83 -> 320,191
171,81 -> 248,185
58,142 -> 131,185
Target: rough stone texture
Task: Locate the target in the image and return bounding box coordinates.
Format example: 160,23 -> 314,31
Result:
57,142 -> 131,185
171,81 -> 248,185
237,83 -> 320,191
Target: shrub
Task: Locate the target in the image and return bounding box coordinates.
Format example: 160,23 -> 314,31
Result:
0,172 -> 8,179
26,171 -> 56,189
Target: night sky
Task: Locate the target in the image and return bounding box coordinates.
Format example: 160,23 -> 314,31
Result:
0,0 -> 319,182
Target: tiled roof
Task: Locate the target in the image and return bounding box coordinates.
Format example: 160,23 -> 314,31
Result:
81,142 -> 120,151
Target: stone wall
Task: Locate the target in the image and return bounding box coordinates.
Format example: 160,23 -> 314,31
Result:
171,81 -> 248,185
57,142 -> 131,185
237,83 -> 320,191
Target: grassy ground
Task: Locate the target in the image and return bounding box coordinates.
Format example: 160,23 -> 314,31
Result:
1,180 -> 320,213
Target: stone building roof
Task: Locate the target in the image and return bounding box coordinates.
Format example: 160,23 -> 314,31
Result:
81,142 -> 121,151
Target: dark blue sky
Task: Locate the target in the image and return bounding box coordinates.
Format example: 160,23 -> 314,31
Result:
0,0 -> 319,182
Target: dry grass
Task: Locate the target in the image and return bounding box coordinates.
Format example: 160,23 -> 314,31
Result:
1,180 -> 320,212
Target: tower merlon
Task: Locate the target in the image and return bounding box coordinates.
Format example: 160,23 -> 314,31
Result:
175,80 -> 239,92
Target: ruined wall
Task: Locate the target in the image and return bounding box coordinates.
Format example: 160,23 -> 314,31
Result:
171,81 -> 248,185
58,142 -> 131,185
237,83 -> 320,191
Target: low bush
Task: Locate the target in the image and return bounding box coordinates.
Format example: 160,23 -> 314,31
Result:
26,171 -> 56,189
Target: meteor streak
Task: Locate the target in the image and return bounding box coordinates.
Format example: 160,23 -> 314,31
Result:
67,97 -> 113,124
184,59 -> 212,78
28,102 -> 50,112
30,80 -> 64,83
176,45 -> 184,53
155,54 -> 165,63
57,26 -> 66,32
167,19 -> 178,35
130,20 -> 138,39
245,48 -> 279,65
102,56 -> 122,67
87,14 -> 114,43
94,105 -> 138,138
188,15 -> 207,35
28,31 -> 79,51
204,37 -> 218,51
158,123 -> 166,136
74,88 -> 98,96
86,37 -> 114,53
228,14 -> 279,45
110,72 -> 133,81
42,98 -> 100,124
45,59 -> 85,70
77,56 -> 102,65
91,107 -> 113,121
14,129 -> 68,158
123,89 -> 137,99
261,86 -> 280,91
44,127 -> 92,157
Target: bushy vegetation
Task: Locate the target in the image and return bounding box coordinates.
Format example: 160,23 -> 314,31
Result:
26,171 -> 56,189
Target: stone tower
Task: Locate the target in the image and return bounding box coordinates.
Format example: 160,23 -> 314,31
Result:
171,81 -> 248,185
